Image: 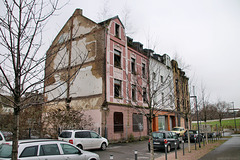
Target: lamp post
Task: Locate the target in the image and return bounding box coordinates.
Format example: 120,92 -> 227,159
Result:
232,102 -> 237,132
191,86 -> 201,148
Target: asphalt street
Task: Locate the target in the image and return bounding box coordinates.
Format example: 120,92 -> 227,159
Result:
199,134 -> 240,160
92,140 -> 191,160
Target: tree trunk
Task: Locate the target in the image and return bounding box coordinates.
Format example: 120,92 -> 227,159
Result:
12,108 -> 20,160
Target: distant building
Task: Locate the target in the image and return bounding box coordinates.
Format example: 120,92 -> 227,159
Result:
172,60 -> 190,129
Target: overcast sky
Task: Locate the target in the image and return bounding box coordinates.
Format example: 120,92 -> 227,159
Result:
43,0 -> 240,108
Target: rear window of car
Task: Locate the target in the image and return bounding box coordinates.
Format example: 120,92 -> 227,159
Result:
75,131 -> 90,138
0,144 -> 12,158
172,128 -> 180,131
152,132 -> 164,139
59,131 -> 72,138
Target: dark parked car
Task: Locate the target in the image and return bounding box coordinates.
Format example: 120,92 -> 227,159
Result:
148,131 -> 180,152
183,130 -> 202,142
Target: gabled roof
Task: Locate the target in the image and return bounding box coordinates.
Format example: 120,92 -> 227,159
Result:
99,15 -> 125,29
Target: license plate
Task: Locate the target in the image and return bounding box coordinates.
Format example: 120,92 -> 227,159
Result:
154,142 -> 160,144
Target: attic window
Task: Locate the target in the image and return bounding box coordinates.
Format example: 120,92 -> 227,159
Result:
115,23 -> 120,38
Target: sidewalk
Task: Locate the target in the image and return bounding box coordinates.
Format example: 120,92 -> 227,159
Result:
156,139 -> 228,160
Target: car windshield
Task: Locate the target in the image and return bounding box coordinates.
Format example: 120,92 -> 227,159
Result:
172,128 -> 180,131
152,132 -> 164,139
0,144 -> 12,158
59,132 -> 72,138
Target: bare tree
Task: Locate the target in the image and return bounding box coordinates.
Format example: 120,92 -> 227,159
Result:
120,50 -> 176,160
216,100 -> 229,134
0,1 -> 91,159
97,0 -> 112,22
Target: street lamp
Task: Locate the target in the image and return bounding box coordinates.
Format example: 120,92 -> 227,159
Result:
190,94 -> 201,148
232,102 -> 237,132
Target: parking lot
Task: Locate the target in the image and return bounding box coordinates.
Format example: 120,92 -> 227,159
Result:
92,140 -> 192,160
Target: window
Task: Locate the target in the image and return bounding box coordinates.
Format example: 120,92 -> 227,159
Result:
59,131 -> 72,138
162,92 -> 164,105
40,144 -> 60,156
20,146 -> 38,158
161,76 -> 163,83
114,49 -> 121,68
132,113 -> 143,132
143,87 -> 147,102
142,63 -> 146,77
114,79 -> 121,98
114,112 -> 123,132
131,58 -> 135,74
115,23 -> 120,38
153,72 -> 156,80
90,132 -> 99,138
132,85 -> 136,101
75,131 -> 90,138
61,144 -> 80,155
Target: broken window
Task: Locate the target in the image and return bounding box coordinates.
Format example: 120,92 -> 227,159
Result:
142,63 -> 146,77
114,112 -> 123,132
132,84 -> 136,101
131,58 -> 135,74
114,49 -> 121,68
114,79 -> 121,98
143,87 -> 147,102
115,23 -> 120,38
132,113 -> 143,132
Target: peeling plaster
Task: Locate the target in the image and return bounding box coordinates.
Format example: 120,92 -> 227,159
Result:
69,65 -> 102,98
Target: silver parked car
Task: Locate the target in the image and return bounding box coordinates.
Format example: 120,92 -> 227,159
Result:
58,130 -> 108,150
0,139 -> 100,160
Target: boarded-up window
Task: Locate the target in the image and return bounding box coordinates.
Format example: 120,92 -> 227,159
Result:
133,113 -> 143,132
114,112 -> 123,132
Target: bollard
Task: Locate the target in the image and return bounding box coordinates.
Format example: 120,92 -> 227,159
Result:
182,140 -> 184,155
194,138 -> 197,150
110,155 -> 113,159
175,141 -> 177,159
203,136 -> 205,146
134,150 -> 137,160
165,144 -> 168,160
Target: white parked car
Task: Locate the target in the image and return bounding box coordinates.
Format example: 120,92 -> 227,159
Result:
0,139 -> 100,160
0,132 -> 6,145
58,130 -> 108,150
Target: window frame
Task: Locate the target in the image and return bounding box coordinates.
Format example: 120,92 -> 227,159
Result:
132,113 -> 143,132
19,146 -> 38,158
115,23 -> 120,38
131,84 -> 136,101
131,58 -> 136,74
142,63 -> 146,78
114,79 -> 122,98
143,87 -> 147,103
114,112 -> 124,132
114,49 -> 121,68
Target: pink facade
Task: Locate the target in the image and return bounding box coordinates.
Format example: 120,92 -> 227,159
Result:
104,17 -> 149,141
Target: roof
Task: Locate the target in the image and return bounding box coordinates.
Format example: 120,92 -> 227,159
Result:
99,15 -> 125,29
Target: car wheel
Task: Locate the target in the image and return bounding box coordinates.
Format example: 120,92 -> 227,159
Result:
101,142 -> 107,150
77,144 -> 83,150
167,145 -> 171,152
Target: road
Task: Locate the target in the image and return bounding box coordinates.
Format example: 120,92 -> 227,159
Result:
199,134 -> 240,160
92,140 -> 192,160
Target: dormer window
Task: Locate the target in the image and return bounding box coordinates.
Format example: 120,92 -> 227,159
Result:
115,23 -> 120,38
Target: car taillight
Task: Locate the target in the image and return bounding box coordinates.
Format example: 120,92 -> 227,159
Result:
69,139 -> 73,144
164,139 -> 168,144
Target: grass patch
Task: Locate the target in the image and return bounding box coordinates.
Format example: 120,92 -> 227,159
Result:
192,119 -> 240,130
